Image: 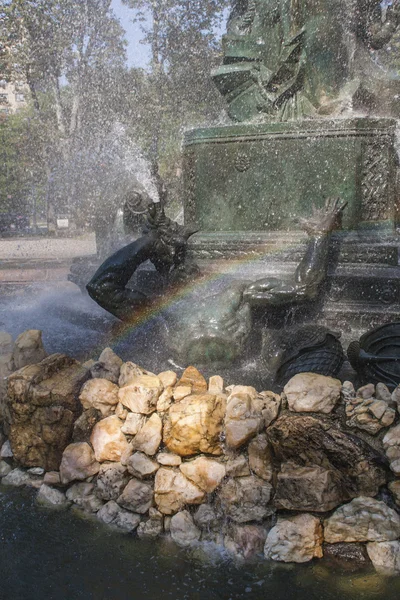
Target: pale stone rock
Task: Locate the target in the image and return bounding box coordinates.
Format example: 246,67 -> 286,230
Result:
264,514 -> 323,563
90,347 -> 123,384
156,452 -> 182,466
375,383 -> 393,405
164,516 -> 172,532
218,476 -> 274,523
341,381 -> 355,402
115,402 -> 128,420
284,373 -> 341,414
127,452 -> 159,478
137,518 -> 163,539
194,504 -> 220,529
177,366 -> 207,393
170,510 -> 201,547
44,471 -> 61,486
226,523 -> 268,559
389,480 -> 400,506
117,478 -> 153,514
12,329 -> 47,370
37,484 -> 70,508
120,443 -> 134,466
1,440 -> 13,458
90,416 -> 129,462
208,375 -> 224,394
28,467 -> 45,476
180,457 -> 225,493
1,468 -> 30,486
163,393 -> 225,457
392,385 -> 400,411
173,386 -> 192,402
95,463 -> 129,501
357,383 -> 375,399
97,500 -> 141,532
118,375 -> 163,414
0,460 -> 12,477
345,394 -> 396,435
324,497 -> 400,543
225,455 -> 250,477
79,378 -> 119,417
383,424 -> 400,475
225,388 -> 262,449
367,541 -> 400,576
121,412 -> 145,435
60,442 -> 100,484
0,331 -> 13,354
66,482 -> 94,502
158,370 -> 177,388
156,387 -> 173,412
257,391 -> 281,428
274,461 -> 344,512
131,413 -> 162,456
154,467 -> 205,515
248,434 -> 273,482
118,362 -> 144,387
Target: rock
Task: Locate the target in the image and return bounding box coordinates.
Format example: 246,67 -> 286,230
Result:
341,381 -> 355,402
323,543 -> 369,566
248,434 -> 273,481
225,455 -> 250,477
158,370 -> 177,388
170,510 -> 201,547
392,385 -> 400,411
226,523 -> 268,559
97,500 -> 141,532
156,452 -> 182,467
60,442 -> 100,484
12,330 -> 47,370
264,514 -> 323,563
193,504 -> 220,530
137,518 -> 163,539
383,423 -> 400,475
90,416 -> 129,462
154,467 -> 205,515
274,461 -> 344,512
208,375 -> 224,394
115,403 -> 128,420
367,541 -> 400,576
324,497 -> 400,543
118,362 -> 144,387
267,414 -> 387,502
120,413 -> 145,435
1,440 -> 13,458
344,394 -> 396,435
126,452 -> 159,478
284,373 -> 341,414
0,460 -> 12,477
225,387 -> 263,449
43,471 -> 61,486
79,379 -> 119,417
0,352 -> 13,423
163,393 -> 225,457
177,366 -> 207,393
72,408 -> 102,442
120,443 -> 134,466
257,391 -> 281,428
90,348 -> 123,384
117,478 -> 154,514
173,386 -> 192,402
0,331 -> 13,354
389,480 -> 400,506
6,354 -> 89,470
357,383 -> 375,399
2,468 -> 31,486
66,482 -> 94,502
375,383 -> 393,405
118,375 -> 163,414
37,484 -> 70,508
156,387 -> 173,412
180,457 -> 225,493
131,413 -> 162,456
218,476 -> 274,523
95,463 -> 129,501
28,467 -> 45,476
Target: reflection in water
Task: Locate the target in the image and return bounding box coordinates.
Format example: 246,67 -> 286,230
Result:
1,487 -> 399,600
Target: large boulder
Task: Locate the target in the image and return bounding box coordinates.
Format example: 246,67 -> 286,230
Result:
59,442 -> 100,484
79,379 -> 119,417
163,393 -> 225,457
217,476 -> 274,523
154,467 -> 205,515
6,354 -> 88,470
264,514 -> 323,563
267,414 -> 387,507
324,497 -> 400,543
90,416 -> 129,462
284,373 -> 341,414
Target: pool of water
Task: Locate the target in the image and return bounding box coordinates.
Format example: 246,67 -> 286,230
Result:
1,486 -> 399,600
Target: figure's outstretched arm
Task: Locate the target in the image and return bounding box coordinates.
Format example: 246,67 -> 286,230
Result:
243,198 -> 347,306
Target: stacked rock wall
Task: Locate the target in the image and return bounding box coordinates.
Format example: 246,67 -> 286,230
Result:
0,341 -> 400,574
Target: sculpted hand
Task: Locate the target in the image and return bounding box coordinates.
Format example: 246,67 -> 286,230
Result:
296,197 -> 347,236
